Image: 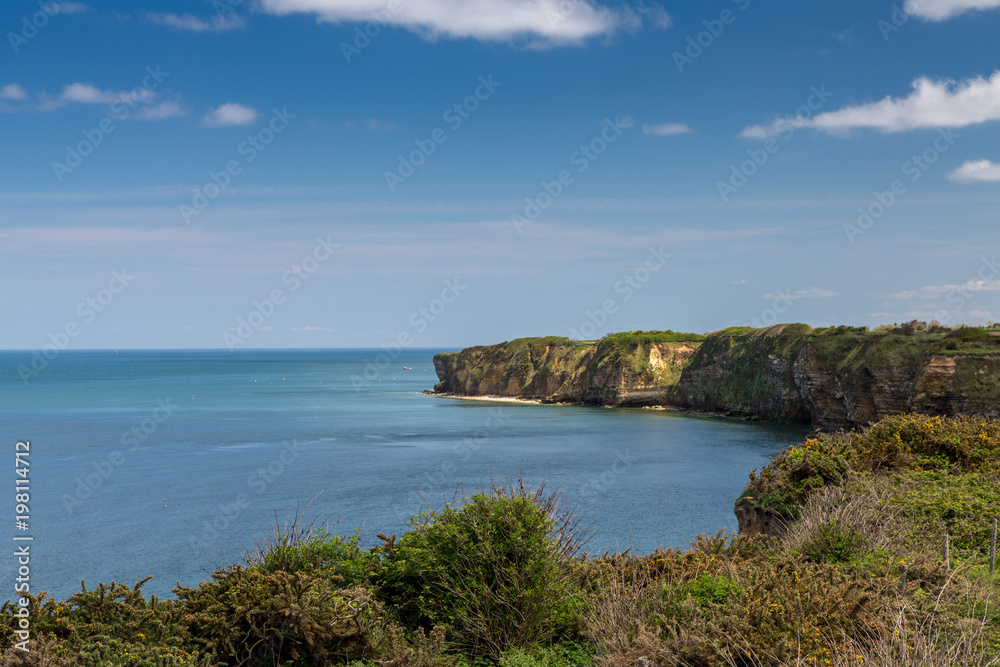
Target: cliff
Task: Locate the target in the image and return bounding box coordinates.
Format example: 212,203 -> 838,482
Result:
432,325 -> 1000,432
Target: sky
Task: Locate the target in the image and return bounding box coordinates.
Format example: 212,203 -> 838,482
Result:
1,0 -> 1000,350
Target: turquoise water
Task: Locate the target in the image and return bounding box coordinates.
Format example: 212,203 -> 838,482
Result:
0,349 -> 808,600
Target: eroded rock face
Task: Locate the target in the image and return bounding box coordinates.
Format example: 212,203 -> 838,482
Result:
734,501 -> 789,538
433,328 -> 1000,432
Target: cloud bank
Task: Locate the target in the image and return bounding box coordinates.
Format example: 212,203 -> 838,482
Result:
742,71 -> 1000,137
904,0 -> 1000,21
202,103 -> 260,127
258,0 -> 668,44
950,159 -> 1000,182
147,12 -> 245,32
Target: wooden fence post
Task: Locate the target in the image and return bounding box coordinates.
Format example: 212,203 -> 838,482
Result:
991,518 -> 997,576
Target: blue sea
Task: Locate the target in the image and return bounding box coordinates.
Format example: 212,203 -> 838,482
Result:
0,349 -> 809,601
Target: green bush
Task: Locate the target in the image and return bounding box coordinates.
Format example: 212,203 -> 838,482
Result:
498,642 -> 593,667
0,579 -> 205,667
175,565 -> 379,666
378,480 -> 587,658
798,519 -> 865,564
741,414 -> 1000,519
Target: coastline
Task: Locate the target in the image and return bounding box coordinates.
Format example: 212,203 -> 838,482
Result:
423,390 -> 781,425
422,390 -> 544,405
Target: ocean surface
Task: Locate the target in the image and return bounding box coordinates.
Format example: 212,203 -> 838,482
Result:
0,349 -> 809,601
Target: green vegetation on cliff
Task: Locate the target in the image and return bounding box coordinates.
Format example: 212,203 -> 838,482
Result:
740,413 -> 1000,519
5,416 -> 999,666
435,324 -> 1000,431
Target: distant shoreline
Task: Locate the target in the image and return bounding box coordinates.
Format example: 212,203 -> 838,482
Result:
422,390 -> 543,405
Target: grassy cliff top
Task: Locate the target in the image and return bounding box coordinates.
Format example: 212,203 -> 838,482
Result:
741,413 -> 1000,518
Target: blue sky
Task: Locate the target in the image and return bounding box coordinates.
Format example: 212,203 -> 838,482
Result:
2,0 -> 1000,349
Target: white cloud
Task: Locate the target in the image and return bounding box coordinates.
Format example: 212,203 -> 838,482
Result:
885,279 -> 1000,299
258,0 -> 668,44
56,2 -> 89,14
950,159 -> 1000,182
2,83 -> 181,119
1,84 -> 28,101
202,103 -> 259,127
642,121 -> 692,136
833,27 -> 855,44
635,3 -> 671,28
59,83 -> 155,106
742,71 -> 1000,137
344,117 -> 401,131
134,100 -> 187,121
60,83 -> 115,104
147,12 -> 245,32
904,0 -> 1000,21
763,287 -> 838,300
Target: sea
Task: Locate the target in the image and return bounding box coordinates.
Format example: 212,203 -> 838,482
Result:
0,349 -> 809,601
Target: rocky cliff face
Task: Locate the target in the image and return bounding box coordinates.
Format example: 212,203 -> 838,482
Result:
433,326 -> 1000,432
432,335 -> 700,406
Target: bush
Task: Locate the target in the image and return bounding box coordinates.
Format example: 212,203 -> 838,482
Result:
242,513 -> 379,587
378,479 -> 589,658
0,580 -> 205,667
498,642 -> 593,667
741,414 -> 1000,519
798,519 -> 865,564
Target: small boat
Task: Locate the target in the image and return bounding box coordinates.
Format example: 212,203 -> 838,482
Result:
403,366 -> 413,370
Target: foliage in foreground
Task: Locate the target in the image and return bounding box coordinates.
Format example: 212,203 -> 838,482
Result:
2,415 -> 1000,667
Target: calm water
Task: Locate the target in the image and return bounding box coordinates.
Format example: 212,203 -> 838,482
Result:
0,349 -> 808,600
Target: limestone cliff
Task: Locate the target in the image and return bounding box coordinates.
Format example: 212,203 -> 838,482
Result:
432,325 -> 1000,432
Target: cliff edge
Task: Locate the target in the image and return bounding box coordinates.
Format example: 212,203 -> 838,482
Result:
432,325 -> 1000,432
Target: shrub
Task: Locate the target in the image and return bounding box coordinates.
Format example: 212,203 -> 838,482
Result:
741,414 -> 1000,520
378,479 -> 589,658
242,513 -> 379,587
498,642 -> 594,667
176,566 -> 380,666
0,580 -> 204,666
798,519 -> 865,564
